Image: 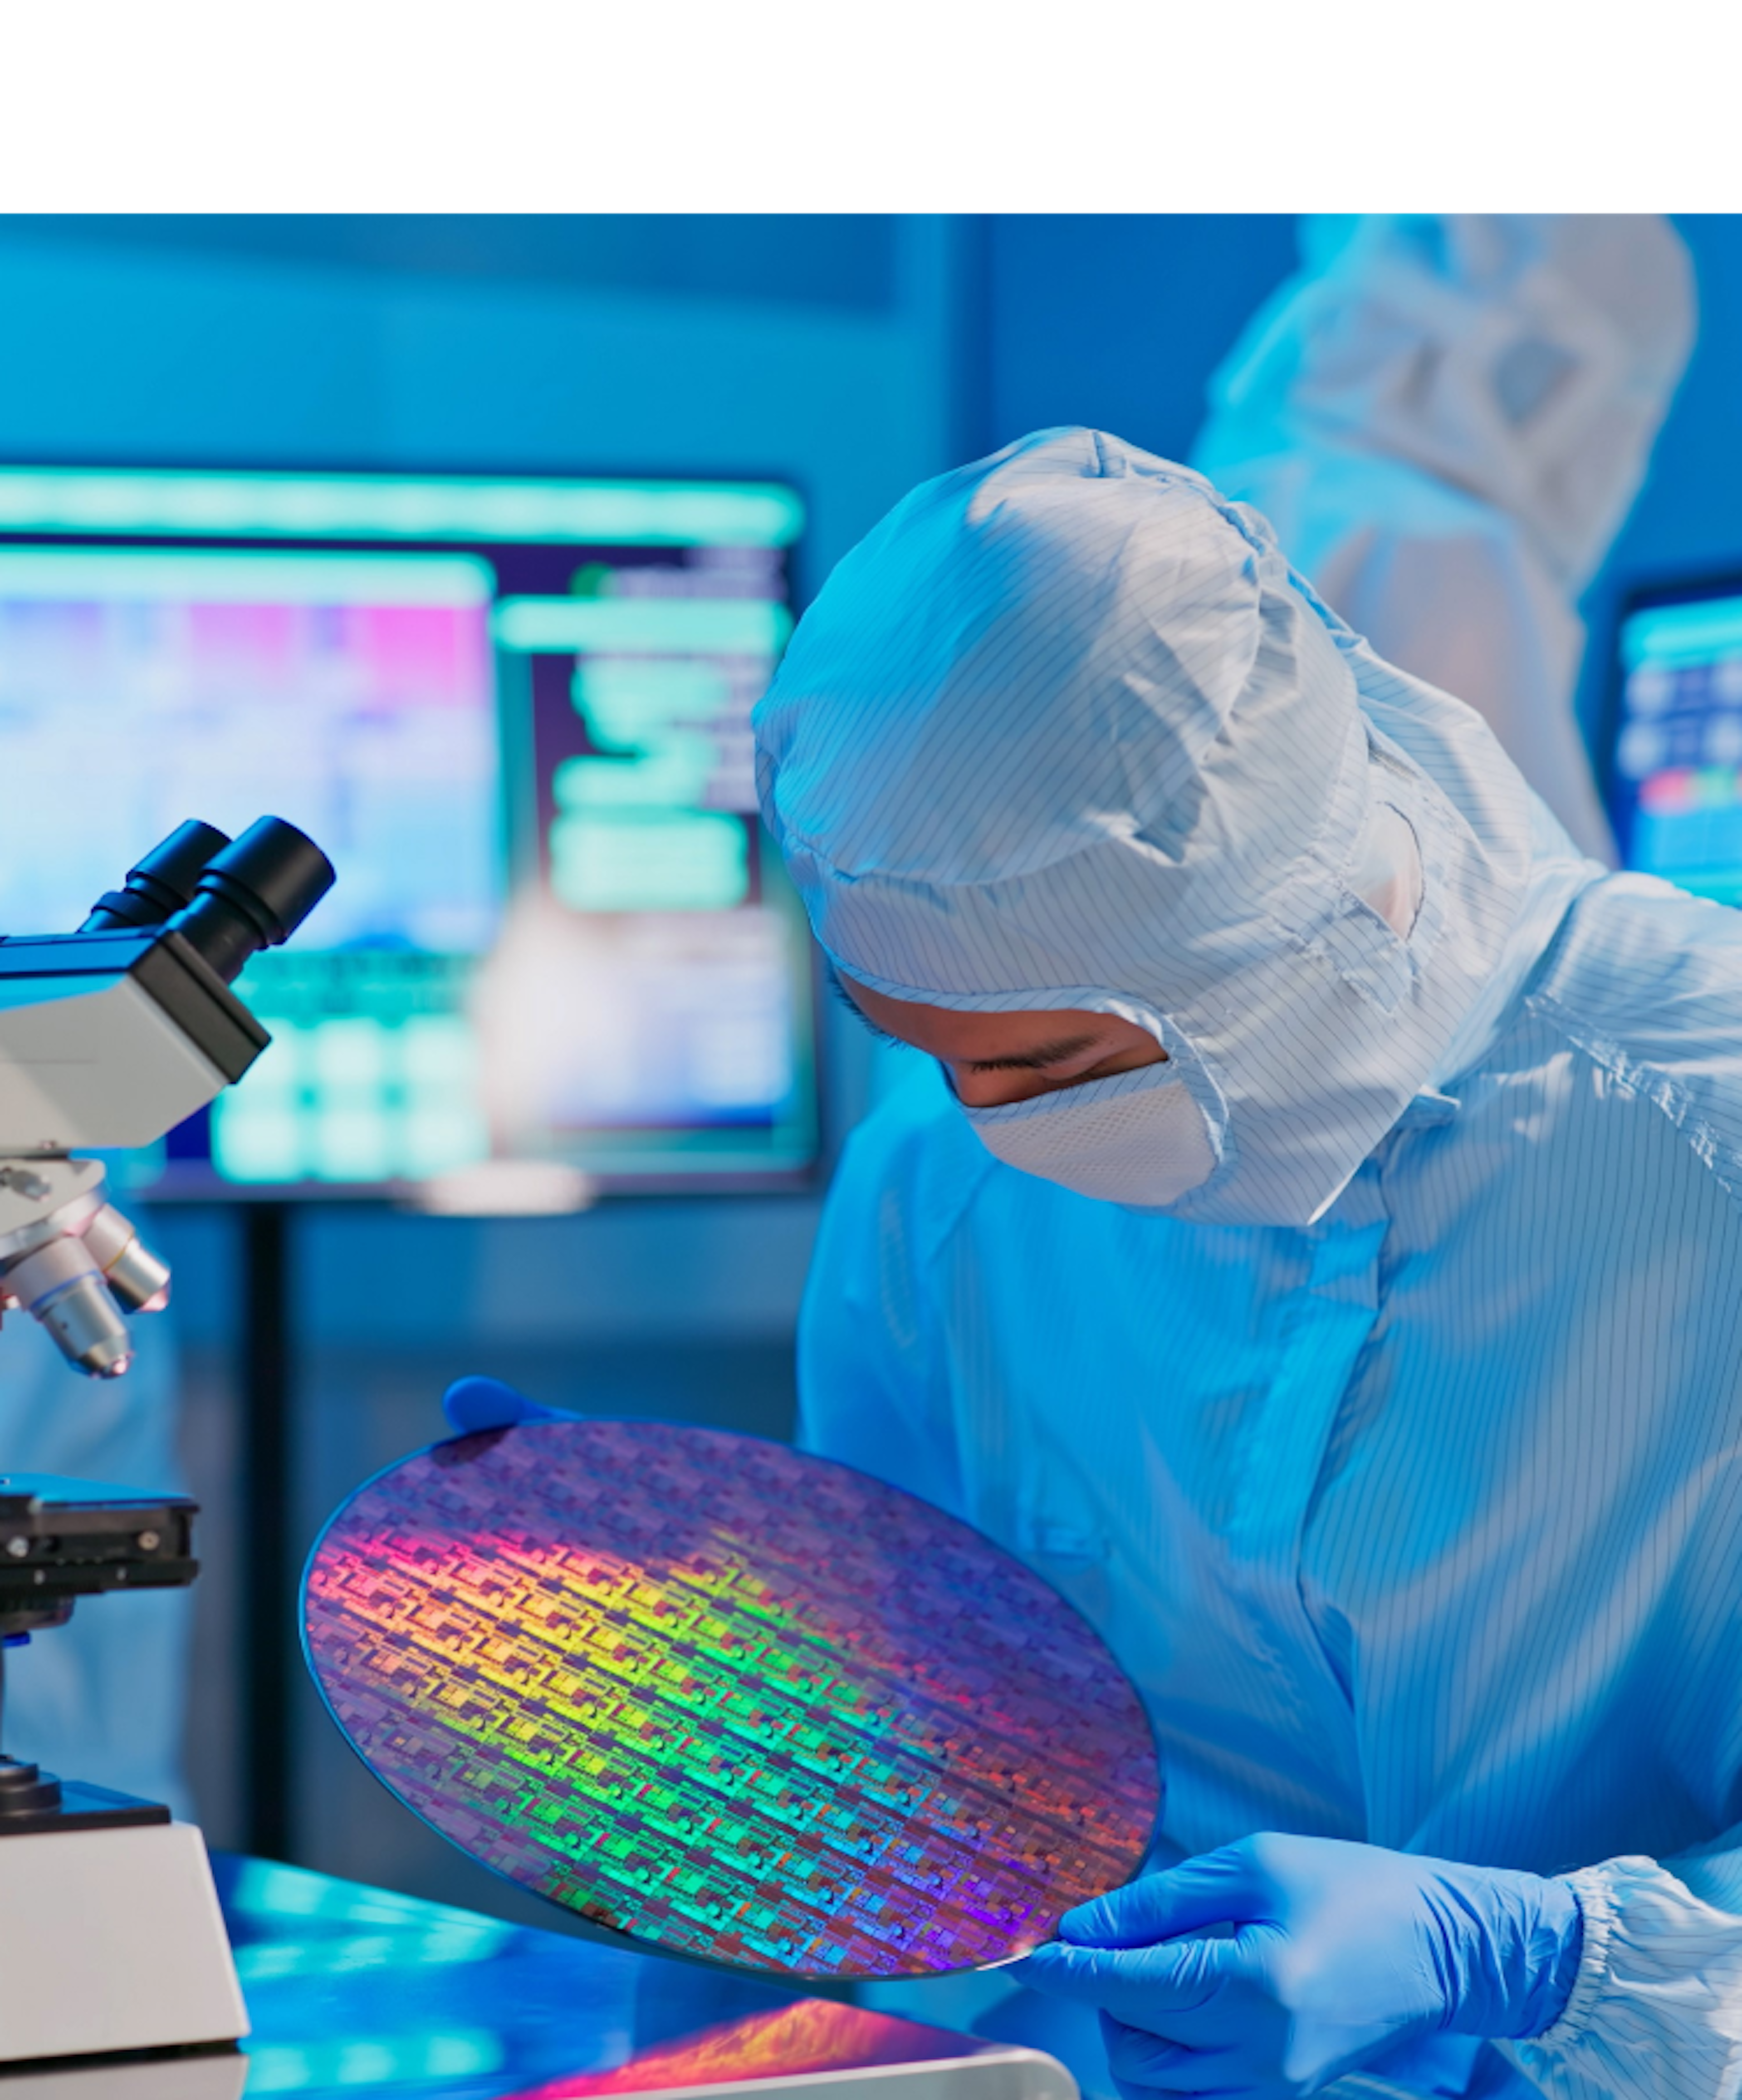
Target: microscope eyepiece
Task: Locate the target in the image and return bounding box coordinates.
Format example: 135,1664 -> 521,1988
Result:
81,820 -> 232,933
167,817 -> 336,986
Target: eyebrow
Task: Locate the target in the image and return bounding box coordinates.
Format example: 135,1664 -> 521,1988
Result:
826,970 -> 1113,1071
825,968 -> 902,1045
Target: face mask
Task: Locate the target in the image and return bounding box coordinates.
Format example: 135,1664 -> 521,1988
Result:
961,1061 -> 1218,1208
956,803 -> 1419,1217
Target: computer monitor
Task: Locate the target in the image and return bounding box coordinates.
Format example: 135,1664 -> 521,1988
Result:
1606,570 -> 1742,905
0,464 -> 817,1198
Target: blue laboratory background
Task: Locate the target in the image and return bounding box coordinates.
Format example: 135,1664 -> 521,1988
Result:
0,212 -> 1734,1914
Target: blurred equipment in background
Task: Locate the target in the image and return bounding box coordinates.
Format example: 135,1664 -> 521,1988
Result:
0,463 -> 817,1204
1194,214 -> 1696,864
1605,573 -> 1742,900
0,814 -> 332,2069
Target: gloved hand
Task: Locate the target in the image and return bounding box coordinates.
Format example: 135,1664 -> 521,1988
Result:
441,1375 -> 580,1436
1016,1832 -> 1583,2100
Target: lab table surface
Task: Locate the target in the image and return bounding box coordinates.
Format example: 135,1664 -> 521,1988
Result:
1,1855 -> 1074,2100
217,1850 -> 814,2097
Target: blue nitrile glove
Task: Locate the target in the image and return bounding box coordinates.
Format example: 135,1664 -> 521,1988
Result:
1017,1833 -> 1583,2100
441,1376 -> 580,1435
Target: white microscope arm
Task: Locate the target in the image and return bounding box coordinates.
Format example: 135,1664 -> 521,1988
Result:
0,818 -> 333,1375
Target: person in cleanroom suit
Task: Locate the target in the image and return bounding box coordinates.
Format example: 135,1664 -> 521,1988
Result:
1193,214 -> 1696,865
745,428 -> 1742,2100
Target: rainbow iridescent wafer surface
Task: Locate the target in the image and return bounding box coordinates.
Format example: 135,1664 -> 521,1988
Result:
302,1419 -> 1158,1980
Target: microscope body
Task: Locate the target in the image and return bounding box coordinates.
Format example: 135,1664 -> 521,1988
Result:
0,922 -> 268,1373
0,814 -> 329,1381
0,819 -> 333,2074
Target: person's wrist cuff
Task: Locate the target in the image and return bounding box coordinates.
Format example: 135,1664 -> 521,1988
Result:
1503,1874 -> 1585,2040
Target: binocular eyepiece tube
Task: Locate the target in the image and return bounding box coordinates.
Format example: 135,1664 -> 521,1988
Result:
82,815 -> 336,985
81,819 -> 234,935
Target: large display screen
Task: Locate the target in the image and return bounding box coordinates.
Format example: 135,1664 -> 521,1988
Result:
0,467 -> 816,1196
1608,578 -> 1742,905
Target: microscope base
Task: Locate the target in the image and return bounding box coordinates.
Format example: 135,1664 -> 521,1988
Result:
0,1820 -> 248,2064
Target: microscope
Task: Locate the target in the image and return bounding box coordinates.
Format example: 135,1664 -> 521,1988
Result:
0,816 -> 333,2071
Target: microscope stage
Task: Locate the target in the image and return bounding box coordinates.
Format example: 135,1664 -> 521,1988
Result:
0,1473 -> 197,1627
